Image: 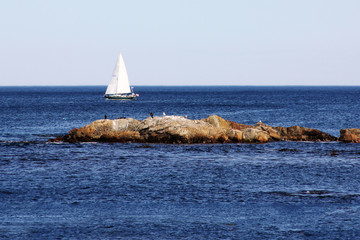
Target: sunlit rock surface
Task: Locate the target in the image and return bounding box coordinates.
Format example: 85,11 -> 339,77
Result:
52,115 -> 344,144
339,128 -> 360,143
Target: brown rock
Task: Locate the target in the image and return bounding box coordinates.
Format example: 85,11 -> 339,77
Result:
62,118 -> 141,142
226,129 -> 243,142
339,128 -> 360,143
242,128 -> 271,143
283,126 -> 337,141
254,123 -> 337,142
53,115 -> 338,144
203,115 -> 252,130
254,122 -> 282,141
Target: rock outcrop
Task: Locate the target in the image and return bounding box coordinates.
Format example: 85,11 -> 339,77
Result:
339,128 -> 360,143
254,121 -> 338,142
52,115 -> 342,144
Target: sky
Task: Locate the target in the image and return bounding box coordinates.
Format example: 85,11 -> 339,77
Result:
0,0 -> 359,86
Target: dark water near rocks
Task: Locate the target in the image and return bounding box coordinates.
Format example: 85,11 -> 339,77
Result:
1,86 -> 360,239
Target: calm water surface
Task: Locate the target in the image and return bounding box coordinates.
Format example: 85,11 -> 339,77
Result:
1,86 -> 360,239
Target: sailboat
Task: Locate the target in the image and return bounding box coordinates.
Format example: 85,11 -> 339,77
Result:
104,53 -> 138,100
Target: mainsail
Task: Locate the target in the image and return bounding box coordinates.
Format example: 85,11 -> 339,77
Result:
105,53 -> 131,95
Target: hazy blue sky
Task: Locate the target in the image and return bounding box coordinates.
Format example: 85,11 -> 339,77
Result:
1,0 -> 359,86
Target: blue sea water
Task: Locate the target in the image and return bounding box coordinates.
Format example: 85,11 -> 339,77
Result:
0,86 -> 360,239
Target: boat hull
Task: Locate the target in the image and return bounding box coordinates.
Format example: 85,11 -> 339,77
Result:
104,93 -> 137,100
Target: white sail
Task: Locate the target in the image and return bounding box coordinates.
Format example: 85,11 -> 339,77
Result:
105,53 -> 131,95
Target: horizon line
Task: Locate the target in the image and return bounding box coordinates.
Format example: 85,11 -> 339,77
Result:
1,84 -> 360,87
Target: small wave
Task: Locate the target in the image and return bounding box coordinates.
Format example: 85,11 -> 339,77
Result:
0,190 -> 14,195
0,140 -> 44,146
265,190 -> 360,199
278,148 -> 299,152
326,150 -> 360,156
37,133 -> 64,138
299,190 -> 331,195
135,145 -> 154,149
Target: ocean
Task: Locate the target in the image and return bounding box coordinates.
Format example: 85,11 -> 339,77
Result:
1,86 -> 360,239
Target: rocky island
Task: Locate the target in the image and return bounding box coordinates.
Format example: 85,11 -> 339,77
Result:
50,115 -> 360,143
